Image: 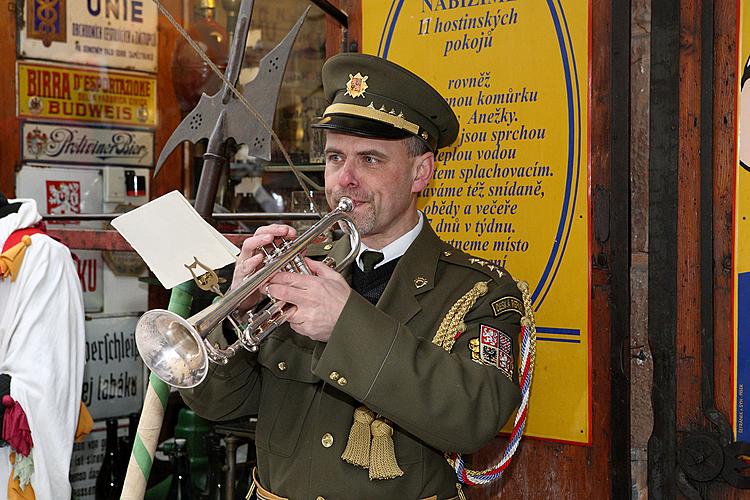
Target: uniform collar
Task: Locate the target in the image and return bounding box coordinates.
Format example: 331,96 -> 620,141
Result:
351,211 -> 424,271
331,219 -> 441,324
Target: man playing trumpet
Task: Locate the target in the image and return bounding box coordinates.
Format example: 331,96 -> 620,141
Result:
181,53 -> 524,500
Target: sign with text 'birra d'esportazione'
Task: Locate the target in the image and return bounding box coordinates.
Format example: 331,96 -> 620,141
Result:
19,0 -> 158,73
363,1 -> 591,444
17,62 -> 157,127
22,122 -> 154,167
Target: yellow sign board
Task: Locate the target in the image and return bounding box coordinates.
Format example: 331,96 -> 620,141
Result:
17,62 -> 157,127
734,1 -> 750,441
363,1 -> 590,443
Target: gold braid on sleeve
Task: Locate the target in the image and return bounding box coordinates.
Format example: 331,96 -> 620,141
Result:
432,281 -> 490,353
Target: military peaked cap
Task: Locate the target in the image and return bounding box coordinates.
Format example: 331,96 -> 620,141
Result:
312,53 -> 459,151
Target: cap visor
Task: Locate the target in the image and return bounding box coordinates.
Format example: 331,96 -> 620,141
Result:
312,114 -> 412,141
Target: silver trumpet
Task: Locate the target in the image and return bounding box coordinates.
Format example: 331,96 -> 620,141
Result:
135,197 -> 359,388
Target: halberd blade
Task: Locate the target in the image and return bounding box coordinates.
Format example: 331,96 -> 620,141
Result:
153,2 -> 308,175
154,93 -> 222,175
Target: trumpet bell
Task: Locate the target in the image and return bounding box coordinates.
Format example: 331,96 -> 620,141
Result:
135,309 -> 209,388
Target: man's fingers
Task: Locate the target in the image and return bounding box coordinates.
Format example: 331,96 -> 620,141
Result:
268,272 -> 311,289
305,258 -> 344,280
266,282 -> 307,305
240,225 -> 298,257
237,253 -> 264,275
239,233 -> 274,258
253,224 -> 297,240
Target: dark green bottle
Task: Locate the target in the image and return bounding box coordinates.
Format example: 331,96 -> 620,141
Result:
167,438 -> 194,500
95,418 -> 122,500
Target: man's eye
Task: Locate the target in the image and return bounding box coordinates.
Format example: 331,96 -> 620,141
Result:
364,156 -> 378,164
327,153 -> 342,162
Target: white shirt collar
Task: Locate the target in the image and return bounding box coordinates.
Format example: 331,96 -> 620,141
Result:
352,211 -> 424,271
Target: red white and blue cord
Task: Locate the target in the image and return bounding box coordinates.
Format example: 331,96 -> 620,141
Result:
448,308 -> 537,486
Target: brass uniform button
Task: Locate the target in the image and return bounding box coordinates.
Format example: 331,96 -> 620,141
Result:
324,244 -> 333,251
329,371 -> 340,381
277,361 -> 287,371
316,497 -> 326,500
337,377 -> 348,386
321,433 -> 334,448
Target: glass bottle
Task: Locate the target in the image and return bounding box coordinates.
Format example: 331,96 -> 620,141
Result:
167,438 -> 194,500
204,437 -> 225,500
117,412 -> 140,482
95,418 -> 121,500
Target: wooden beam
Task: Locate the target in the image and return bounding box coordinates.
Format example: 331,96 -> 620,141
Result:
610,0 -> 632,496
648,0 -> 681,496
676,0 -> 704,433
0,2 -> 20,197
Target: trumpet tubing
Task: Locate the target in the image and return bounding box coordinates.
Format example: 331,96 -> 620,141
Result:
135,197 -> 359,388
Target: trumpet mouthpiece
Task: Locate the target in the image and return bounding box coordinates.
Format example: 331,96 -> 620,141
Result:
338,197 -> 354,212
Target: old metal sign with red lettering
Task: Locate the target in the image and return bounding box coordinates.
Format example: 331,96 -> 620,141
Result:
71,249 -> 104,312
17,62 -> 157,127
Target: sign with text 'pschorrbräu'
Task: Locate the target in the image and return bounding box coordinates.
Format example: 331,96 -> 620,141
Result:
362,0 -> 590,444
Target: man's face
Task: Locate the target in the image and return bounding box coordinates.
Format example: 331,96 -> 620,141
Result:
324,132 -> 434,248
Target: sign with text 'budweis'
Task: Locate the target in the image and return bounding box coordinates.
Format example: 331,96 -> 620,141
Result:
363,0 -> 591,443
82,314 -> 143,420
19,0 -> 158,72
17,62 -> 157,126
22,122 -> 154,167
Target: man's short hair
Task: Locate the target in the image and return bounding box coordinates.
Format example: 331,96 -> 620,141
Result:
405,135 -> 432,158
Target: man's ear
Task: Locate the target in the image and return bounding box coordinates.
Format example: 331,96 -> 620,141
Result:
411,152 -> 435,193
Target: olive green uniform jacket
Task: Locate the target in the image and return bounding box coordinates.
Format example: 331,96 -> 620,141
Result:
180,222 -> 522,500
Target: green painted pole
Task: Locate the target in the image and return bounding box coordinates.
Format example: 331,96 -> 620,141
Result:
121,281 -> 195,500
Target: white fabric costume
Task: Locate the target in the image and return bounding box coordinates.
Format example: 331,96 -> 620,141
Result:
0,199 -> 85,499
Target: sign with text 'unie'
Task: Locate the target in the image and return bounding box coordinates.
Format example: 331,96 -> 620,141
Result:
363,0 -> 591,443
82,314 -> 144,420
22,122 -> 154,167
734,1 -> 750,442
19,0 -> 158,73
17,62 -> 157,127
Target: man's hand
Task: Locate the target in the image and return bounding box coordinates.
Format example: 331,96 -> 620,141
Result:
232,224 -> 297,313
266,258 -> 351,342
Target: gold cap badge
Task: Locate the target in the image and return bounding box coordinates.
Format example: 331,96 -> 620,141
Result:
345,72 -> 369,98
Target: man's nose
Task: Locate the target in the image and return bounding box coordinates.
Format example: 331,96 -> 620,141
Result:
337,159 -> 358,187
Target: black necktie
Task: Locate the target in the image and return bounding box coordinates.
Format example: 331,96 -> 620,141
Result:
360,250 -> 385,272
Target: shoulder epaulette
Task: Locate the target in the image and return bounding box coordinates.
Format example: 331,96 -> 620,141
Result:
438,242 -> 507,282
